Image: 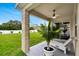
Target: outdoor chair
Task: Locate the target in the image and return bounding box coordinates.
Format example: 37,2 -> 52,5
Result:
50,37 -> 74,54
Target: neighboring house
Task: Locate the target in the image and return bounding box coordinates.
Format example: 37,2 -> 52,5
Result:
30,24 -> 40,32
30,30 -> 38,32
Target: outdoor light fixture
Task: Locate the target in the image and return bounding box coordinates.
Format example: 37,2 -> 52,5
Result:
52,9 -> 56,19
52,9 -> 59,19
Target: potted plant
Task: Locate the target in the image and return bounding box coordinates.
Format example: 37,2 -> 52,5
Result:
39,20 -> 61,56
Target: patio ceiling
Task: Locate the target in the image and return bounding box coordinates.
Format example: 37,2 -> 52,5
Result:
17,3 -> 75,22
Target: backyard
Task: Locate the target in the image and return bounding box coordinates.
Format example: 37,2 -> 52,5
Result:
0,32 -> 45,56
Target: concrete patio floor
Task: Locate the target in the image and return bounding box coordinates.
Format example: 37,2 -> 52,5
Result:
27,41 -> 74,56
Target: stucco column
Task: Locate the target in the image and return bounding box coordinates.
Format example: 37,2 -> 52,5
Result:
22,9 -> 29,54
75,4 -> 79,56
70,4 -> 77,54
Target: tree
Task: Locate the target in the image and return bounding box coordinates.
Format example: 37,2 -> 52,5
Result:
29,27 -> 34,30
0,20 -> 21,30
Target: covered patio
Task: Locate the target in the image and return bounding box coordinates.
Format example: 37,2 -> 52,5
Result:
27,41 -> 74,56
16,3 -> 79,56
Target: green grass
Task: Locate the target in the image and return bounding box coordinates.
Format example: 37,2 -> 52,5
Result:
0,32 -> 45,56
0,33 -> 26,56
30,32 -> 45,46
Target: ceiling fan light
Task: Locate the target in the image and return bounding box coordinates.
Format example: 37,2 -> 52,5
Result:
52,16 -> 56,19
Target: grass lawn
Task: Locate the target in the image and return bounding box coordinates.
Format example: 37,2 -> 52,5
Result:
30,32 -> 45,46
0,32 -> 45,56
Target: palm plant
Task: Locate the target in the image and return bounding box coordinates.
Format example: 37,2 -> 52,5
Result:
39,20 -> 61,50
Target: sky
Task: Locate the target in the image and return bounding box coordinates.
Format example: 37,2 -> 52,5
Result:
30,15 -> 48,26
0,3 -> 48,26
0,3 -> 22,24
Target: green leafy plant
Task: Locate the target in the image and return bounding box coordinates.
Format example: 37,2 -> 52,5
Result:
39,20 -> 61,50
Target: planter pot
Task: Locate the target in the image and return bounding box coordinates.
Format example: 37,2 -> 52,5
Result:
43,47 -> 55,56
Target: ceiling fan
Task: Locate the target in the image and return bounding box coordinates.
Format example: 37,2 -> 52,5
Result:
52,9 -> 60,19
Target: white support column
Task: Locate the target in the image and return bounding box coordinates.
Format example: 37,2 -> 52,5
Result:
22,9 -> 29,54
70,4 -> 77,54
75,4 -> 79,56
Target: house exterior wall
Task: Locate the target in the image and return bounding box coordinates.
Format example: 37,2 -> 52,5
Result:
17,3 -> 79,55
70,4 -> 77,54
75,4 -> 79,56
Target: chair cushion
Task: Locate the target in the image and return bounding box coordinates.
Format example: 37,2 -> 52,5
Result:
50,40 -> 66,51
